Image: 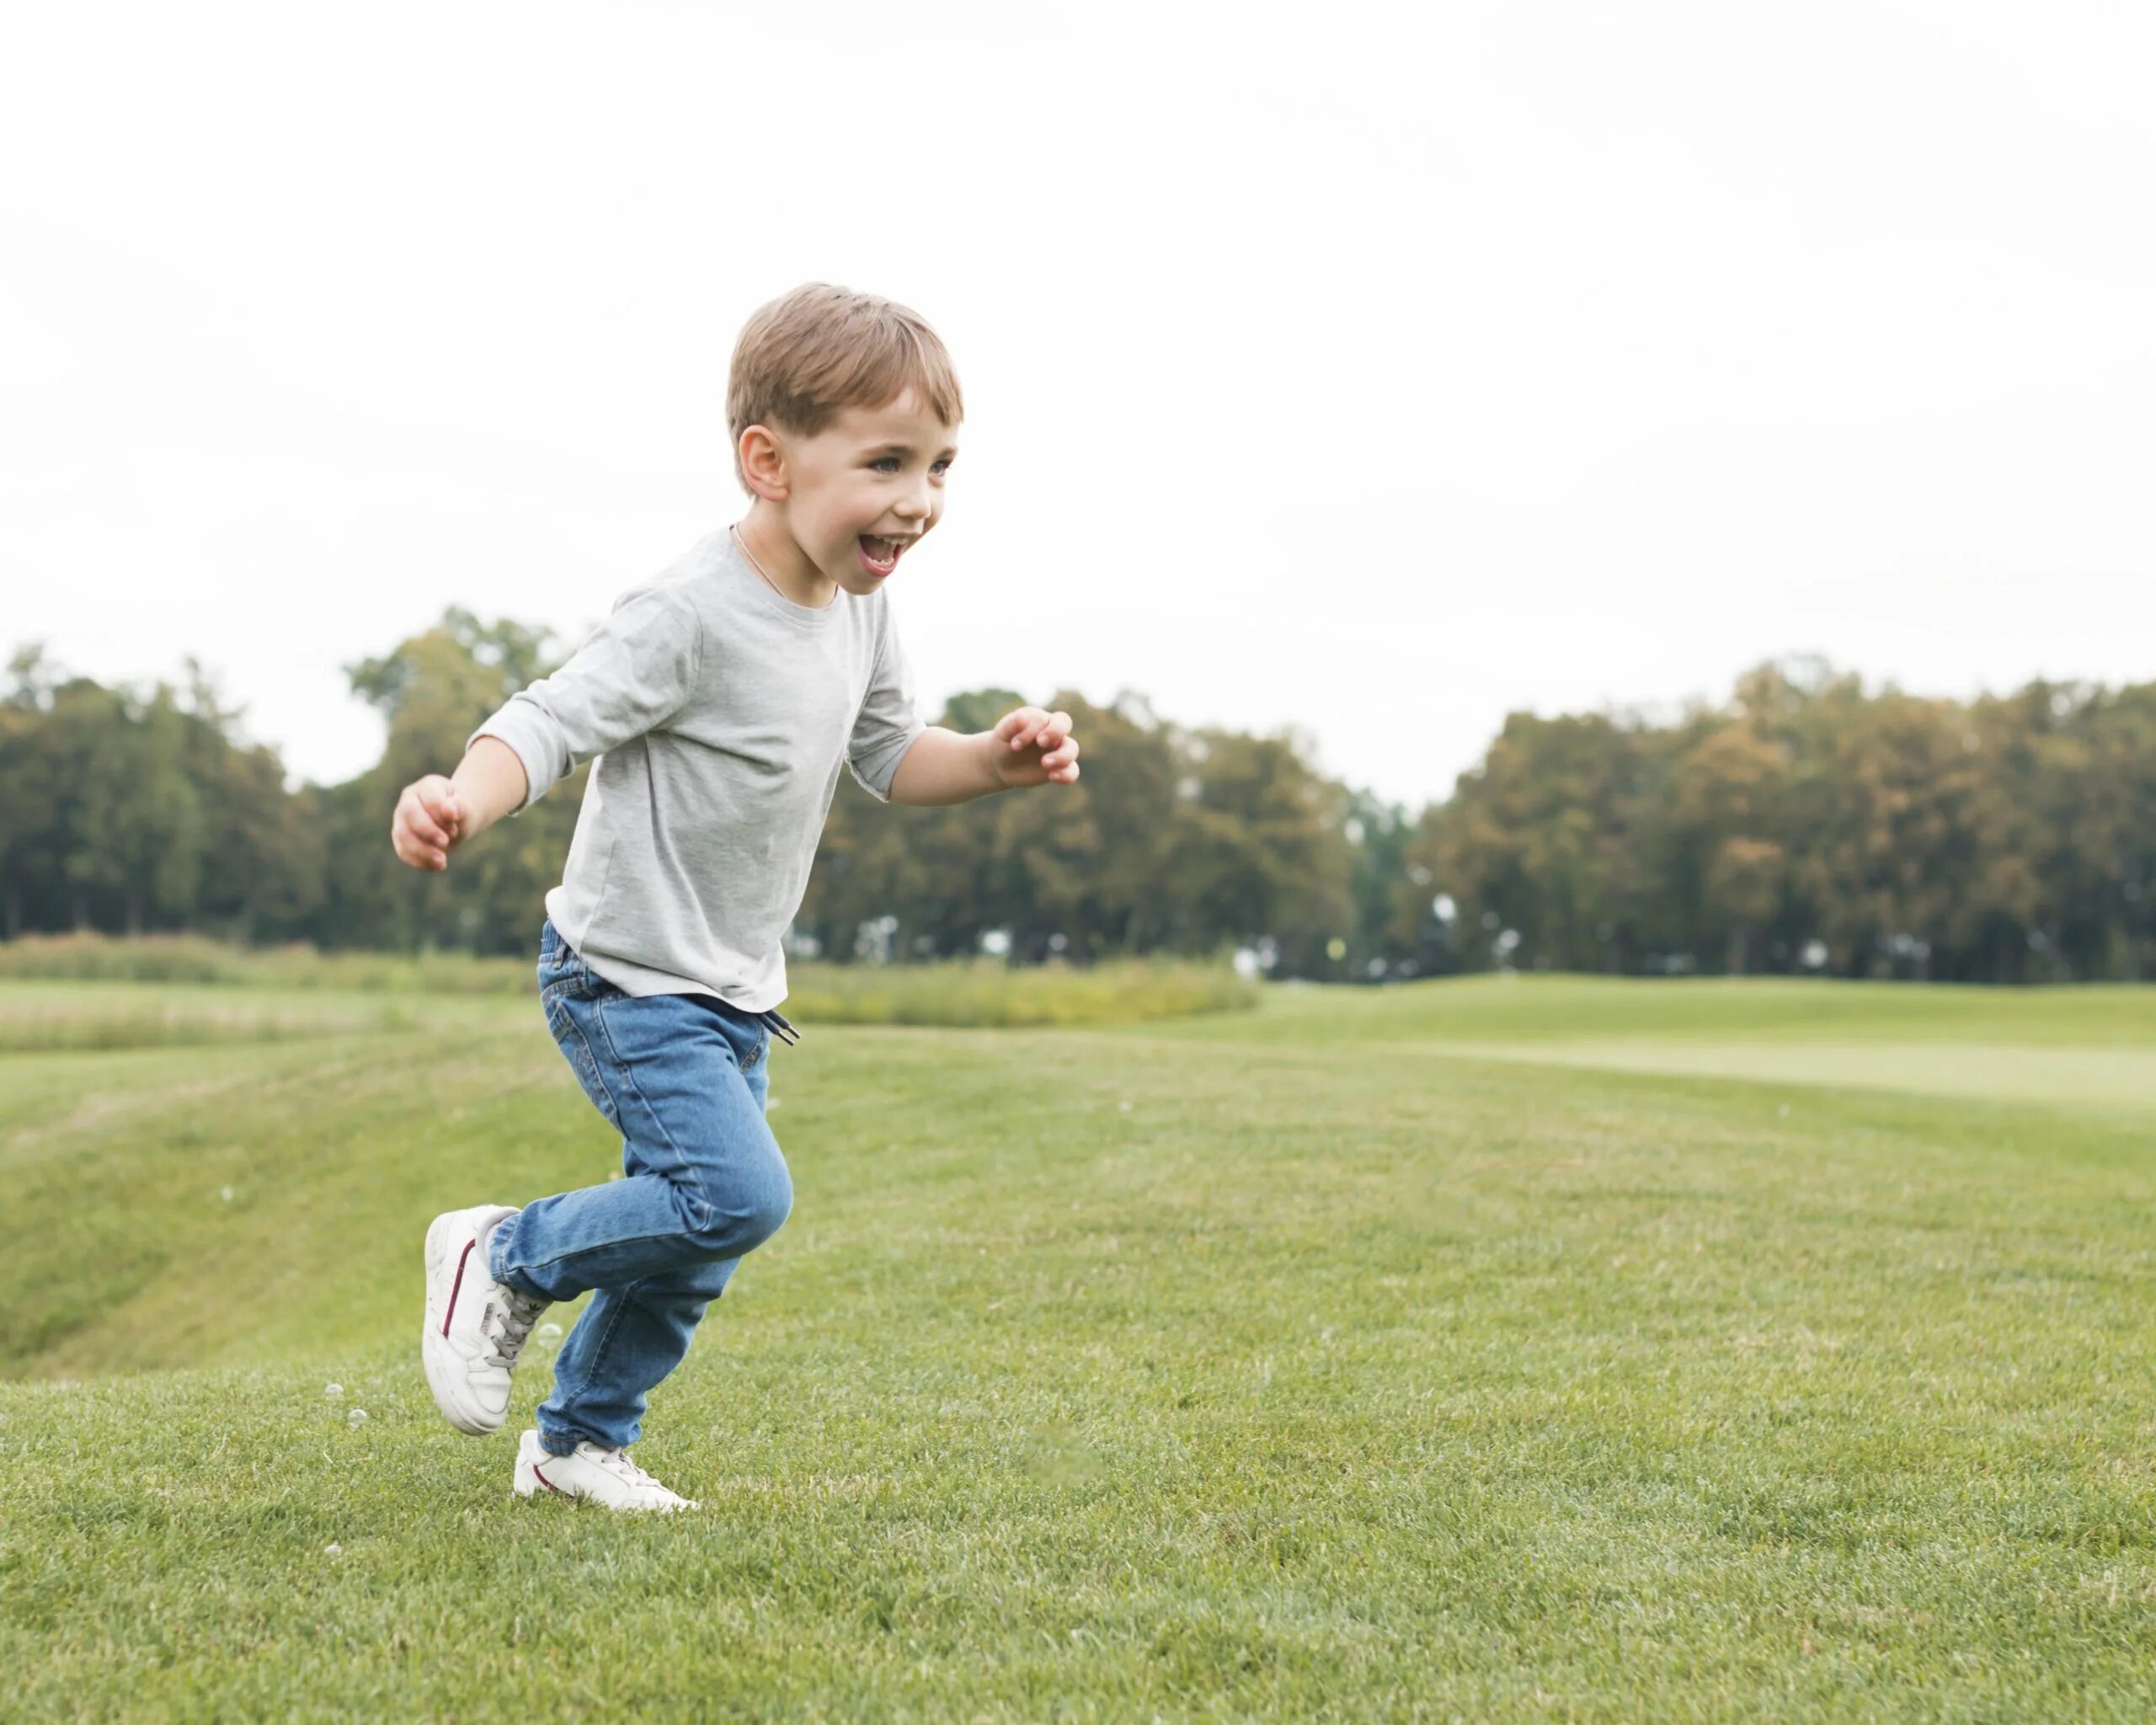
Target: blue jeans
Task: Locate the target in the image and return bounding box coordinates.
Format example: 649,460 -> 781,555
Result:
486,919 -> 797,1455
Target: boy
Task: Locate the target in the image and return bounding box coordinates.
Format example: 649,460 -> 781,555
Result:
388,283 -> 1081,1512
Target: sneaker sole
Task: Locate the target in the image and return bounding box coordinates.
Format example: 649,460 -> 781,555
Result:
421,1212 -> 500,1436
511,1446 -> 696,1513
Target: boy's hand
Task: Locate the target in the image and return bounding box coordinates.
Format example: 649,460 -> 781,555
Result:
391,774 -> 467,871
990,707 -> 1081,788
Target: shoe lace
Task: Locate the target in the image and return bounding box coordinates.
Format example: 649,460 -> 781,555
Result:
478,1287 -> 550,1372
592,1446 -> 666,1493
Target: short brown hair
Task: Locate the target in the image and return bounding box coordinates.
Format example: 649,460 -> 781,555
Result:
726,283 -> 964,493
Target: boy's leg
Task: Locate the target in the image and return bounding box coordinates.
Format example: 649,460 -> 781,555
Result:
491,925 -> 791,1453
534,1037 -> 774,1455
536,1253 -> 742,1455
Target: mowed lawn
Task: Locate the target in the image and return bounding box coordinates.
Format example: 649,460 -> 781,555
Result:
3,975 -> 2154,1721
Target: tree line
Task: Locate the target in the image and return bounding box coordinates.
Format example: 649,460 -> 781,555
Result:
3,625 -> 2149,983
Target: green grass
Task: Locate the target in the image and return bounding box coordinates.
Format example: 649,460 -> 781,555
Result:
0,932 -> 539,993
0,985 -> 440,1052
0,932 -> 1255,1026
4,975 -> 2155,1720
782,952 -> 1256,1026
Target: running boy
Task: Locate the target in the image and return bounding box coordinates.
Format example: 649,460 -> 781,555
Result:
388,284 -> 1081,1511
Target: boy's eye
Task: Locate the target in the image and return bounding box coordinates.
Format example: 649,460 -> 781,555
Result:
871,457 -> 954,475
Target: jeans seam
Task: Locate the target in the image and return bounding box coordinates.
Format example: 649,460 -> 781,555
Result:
590,995 -> 718,1235
548,1278 -> 640,1437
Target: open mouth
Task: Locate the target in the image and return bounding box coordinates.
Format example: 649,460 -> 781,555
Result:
857,535 -> 910,577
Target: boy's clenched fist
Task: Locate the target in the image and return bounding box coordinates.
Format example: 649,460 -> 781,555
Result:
392,775 -> 468,872
989,706 -> 1081,788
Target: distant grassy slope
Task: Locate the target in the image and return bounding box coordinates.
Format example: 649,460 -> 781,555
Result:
4,976 -> 2155,1718
1136,973 -> 2156,1047
1129,975 -> 2156,1116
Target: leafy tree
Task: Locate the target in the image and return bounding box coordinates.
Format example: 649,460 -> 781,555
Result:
6,619 -> 2154,986
315,608 -> 580,953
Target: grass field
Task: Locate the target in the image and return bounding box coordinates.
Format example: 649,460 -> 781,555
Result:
4,973 -> 2154,1720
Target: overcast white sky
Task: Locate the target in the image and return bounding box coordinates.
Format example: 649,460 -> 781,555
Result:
3,3 -> 2151,809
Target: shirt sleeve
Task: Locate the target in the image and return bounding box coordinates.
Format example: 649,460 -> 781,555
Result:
467,583 -> 705,814
845,606 -> 929,803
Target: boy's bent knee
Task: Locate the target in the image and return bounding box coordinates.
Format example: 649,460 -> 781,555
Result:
736,1167 -> 792,1252
685,1163 -> 792,1258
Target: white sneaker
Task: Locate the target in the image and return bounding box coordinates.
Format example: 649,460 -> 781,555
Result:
421,1204 -> 551,1435
512,1429 -> 699,1513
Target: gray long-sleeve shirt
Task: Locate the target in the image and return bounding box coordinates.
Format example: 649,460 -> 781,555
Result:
470,526 -> 926,1011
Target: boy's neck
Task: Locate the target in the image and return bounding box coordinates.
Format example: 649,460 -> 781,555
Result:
735,506 -> 839,610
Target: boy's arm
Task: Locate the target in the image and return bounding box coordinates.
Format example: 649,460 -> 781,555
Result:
467,584 -> 703,819
390,583 -> 701,872
887,707 -> 1082,806
844,606 -> 1081,807
451,734 -> 531,839
886,727 -> 1003,806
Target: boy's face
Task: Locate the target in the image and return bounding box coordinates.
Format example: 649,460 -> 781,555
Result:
775,388 -> 959,597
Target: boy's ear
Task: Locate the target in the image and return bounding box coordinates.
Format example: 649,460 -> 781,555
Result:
738,424 -> 790,503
